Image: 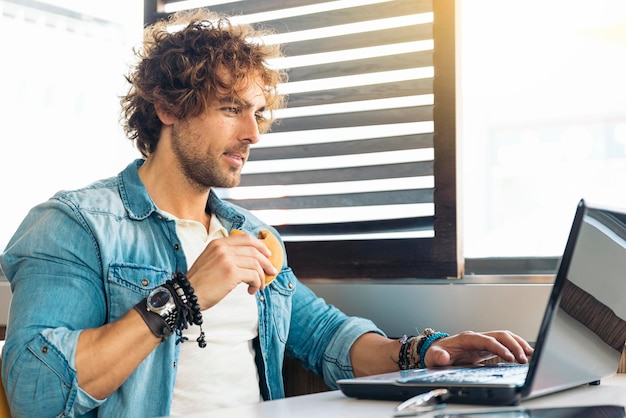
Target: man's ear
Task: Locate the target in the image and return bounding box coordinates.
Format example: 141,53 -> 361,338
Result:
155,105 -> 177,125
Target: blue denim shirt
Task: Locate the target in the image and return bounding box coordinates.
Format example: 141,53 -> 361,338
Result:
0,159 -> 383,418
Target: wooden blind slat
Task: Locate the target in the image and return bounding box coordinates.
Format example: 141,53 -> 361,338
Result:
276,216 -> 435,236
251,133 -> 434,160
284,51 -> 433,83
249,0 -> 431,33
230,189 -> 434,210
284,79 -> 433,108
269,106 -> 433,132
284,239 -> 445,278
237,161 -> 433,186
283,24 -> 433,57
162,0 -> 339,16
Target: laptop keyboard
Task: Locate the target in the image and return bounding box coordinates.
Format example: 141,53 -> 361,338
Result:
399,363 -> 528,384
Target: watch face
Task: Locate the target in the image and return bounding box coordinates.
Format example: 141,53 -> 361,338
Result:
148,288 -> 171,310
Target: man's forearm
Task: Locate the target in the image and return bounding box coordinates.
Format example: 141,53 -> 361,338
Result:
349,332 -> 401,377
75,309 -> 161,400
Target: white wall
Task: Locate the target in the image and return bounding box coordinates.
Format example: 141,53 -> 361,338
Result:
307,279 -> 552,342
1,278 -> 552,342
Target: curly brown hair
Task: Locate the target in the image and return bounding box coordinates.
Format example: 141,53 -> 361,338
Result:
121,9 -> 287,157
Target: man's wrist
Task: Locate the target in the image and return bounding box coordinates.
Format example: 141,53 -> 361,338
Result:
134,297 -> 174,341
398,329 -> 448,370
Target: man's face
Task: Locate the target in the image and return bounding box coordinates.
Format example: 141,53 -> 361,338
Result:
170,76 -> 267,190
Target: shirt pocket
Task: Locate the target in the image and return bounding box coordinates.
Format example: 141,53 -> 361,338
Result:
107,263 -> 171,321
266,268 -> 296,343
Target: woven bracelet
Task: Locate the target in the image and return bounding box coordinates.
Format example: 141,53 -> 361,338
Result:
398,328 -> 440,370
398,335 -> 416,370
419,332 -> 449,368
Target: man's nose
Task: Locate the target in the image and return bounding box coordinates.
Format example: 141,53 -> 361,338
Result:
241,113 -> 261,144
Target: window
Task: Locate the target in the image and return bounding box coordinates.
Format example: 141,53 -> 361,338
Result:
461,0 -> 626,263
0,0 -> 142,258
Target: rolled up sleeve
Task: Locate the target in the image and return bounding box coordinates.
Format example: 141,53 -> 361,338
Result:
320,318 -> 385,388
1,199 -> 108,417
3,329 -> 105,418
286,280 -> 385,390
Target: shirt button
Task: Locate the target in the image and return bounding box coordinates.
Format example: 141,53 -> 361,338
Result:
41,346 -> 49,354
174,244 -> 180,251
141,279 -> 149,287
259,295 -> 265,302
288,282 -> 293,289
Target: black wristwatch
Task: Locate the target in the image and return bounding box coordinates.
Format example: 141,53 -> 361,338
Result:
135,286 -> 177,340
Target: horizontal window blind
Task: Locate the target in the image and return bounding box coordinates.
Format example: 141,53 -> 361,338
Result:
145,0 -> 462,278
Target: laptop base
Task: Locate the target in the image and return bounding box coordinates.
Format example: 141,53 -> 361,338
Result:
338,379 -> 523,406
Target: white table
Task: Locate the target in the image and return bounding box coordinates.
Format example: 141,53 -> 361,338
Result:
189,374 -> 626,418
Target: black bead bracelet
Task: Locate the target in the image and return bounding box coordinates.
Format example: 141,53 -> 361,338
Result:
166,272 -> 207,348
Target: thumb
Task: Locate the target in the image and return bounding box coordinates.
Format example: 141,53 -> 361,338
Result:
425,345 -> 452,367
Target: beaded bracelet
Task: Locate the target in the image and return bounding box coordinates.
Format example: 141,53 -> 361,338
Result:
398,328 -> 449,370
165,272 -> 207,348
397,334 -> 416,370
419,332 -> 449,368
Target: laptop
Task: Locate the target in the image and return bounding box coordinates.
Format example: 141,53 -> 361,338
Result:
338,199 -> 626,406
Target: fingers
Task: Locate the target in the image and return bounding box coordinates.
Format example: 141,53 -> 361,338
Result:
230,249 -> 267,294
228,232 -> 279,280
482,331 -> 534,364
230,229 -> 272,257
186,234 -> 278,309
426,330 -> 534,367
509,332 -> 535,360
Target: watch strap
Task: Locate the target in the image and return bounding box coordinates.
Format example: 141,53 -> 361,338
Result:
134,297 -> 174,341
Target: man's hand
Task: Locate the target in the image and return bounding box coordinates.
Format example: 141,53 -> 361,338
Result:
424,330 -> 534,367
185,233 -> 278,310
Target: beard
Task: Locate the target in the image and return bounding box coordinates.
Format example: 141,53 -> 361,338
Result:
170,123 -> 245,190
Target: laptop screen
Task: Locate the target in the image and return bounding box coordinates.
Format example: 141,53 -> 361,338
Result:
524,200 -> 626,398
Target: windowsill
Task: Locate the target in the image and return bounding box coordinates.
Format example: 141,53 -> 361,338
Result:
302,274 -> 554,286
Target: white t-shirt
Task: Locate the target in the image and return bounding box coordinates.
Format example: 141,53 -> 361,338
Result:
166,213 -> 262,414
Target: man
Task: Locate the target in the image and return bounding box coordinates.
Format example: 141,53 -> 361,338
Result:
0,10 -> 533,417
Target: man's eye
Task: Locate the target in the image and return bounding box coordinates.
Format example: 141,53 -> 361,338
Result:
255,113 -> 267,123
224,107 -> 240,114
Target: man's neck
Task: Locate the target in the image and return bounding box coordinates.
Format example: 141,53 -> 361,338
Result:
138,155 -> 211,229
